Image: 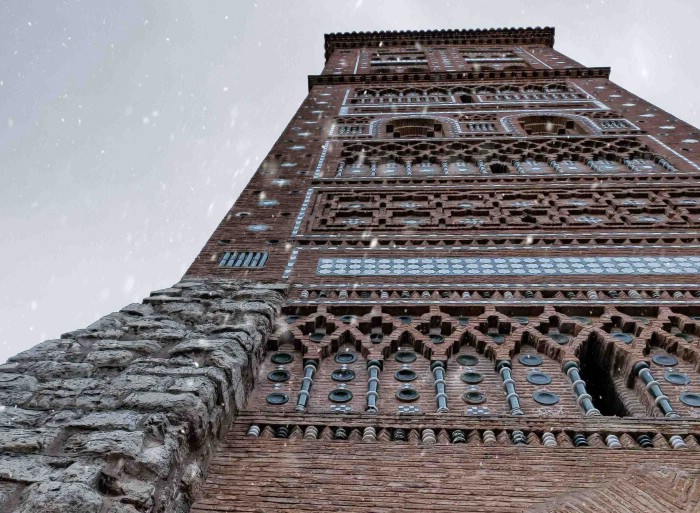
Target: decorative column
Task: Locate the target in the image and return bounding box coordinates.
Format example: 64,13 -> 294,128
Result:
586,159 -> 602,172
633,362 -> 679,418
564,361 -> 601,416
369,159 -> 378,177
294,359 -> 318,412
623,158 -> 640,172
549,159 -> 562,173
431,361 -> 449,413
657,157 -> 678,172
366,359 -> 382,413
404,159 -> 413,176
476,159 -> 488,174
497,361 -> 523,415
336,160 -> 346,177
441,160 -> 450,175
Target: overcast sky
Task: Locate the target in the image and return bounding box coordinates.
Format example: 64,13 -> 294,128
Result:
1,0 -> 699,363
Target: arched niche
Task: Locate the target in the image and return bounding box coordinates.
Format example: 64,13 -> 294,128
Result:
643,334 -> 700,418
578,331 -> 645,417
517,114 -> 589,136
370,115 -> 460,140
248,338 -> 304,414
446,338 -> 505,415
380,332 -> 434,414
510,340 -> 580,416
306,333 -> 368,414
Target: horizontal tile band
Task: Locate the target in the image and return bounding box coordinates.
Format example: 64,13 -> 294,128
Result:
317,256 -> 700,277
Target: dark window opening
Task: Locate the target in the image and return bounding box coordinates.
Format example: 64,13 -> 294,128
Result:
518,115 -> 587,136
577,336 -> 631,416
219,251 -> 269,268
386,118 -> 445,139
490,162 -> 509,174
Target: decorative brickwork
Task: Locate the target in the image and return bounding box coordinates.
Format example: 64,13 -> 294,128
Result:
187,25 -> 700,512
5,25 -> 700,512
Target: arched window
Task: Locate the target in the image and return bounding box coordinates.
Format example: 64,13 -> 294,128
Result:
517,115 -> 587,136
386,118 -> 445,139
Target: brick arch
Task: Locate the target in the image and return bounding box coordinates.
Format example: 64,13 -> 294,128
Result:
369,115 -> 461,138
501,111 -> 603,136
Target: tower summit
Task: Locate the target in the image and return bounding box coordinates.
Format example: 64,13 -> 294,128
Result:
4,27 -> 700,513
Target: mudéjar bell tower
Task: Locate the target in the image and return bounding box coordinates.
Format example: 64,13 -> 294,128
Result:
5,27 -> 700,513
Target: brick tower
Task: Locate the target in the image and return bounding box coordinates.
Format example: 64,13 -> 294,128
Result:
4,27 -> 700,513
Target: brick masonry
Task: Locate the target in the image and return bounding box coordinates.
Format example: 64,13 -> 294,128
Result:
189,26 -> 700,512
6,25 -> 700,513
192,413 -> 700,513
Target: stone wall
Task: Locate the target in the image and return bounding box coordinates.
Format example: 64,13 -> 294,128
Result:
0,279 -> 286,513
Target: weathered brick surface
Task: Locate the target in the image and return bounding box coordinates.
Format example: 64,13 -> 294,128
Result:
8,25 -> 700,513
0,280 -> 286,513
187,26 -> 700,512
192,415 -> 700,513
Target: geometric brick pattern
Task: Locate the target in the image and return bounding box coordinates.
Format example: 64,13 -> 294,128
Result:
183,26 -> 700,512
192,417 -> 700,513
530,466 -> 700,513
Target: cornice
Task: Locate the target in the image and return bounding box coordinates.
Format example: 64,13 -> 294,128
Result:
308,66 -> 611,90
324,27 -> 556,61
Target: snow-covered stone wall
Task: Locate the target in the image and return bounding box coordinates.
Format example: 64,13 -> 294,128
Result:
0,279 -> 286,513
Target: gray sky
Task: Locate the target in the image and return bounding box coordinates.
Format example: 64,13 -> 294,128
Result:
2,0 -> 699,363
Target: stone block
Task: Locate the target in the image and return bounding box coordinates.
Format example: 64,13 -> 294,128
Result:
239,300 -> 278,323
74,388 -> 123,411
0,482 -> 23,510
150,287 -> 182,297
160,302 -> 206,322
55,461 -> 103,485
63,430 -> 144,458
8,339 -> 83,363
106,502 -> 141,513
65,411 -> 144,431
168,377 -> 218,409
143,295 -> 182,303
0,454 -> 57,482
190,289 -> 223,299
136,435 -> 178,478
18,361 -> 93,379
91,339 -> 161,354
85,350 -> 136,367
126,318 -> 184,331
180,462 -> 204,502
119,303 -> 154,317
109,374 -> 173,394
85,312 -> 127,332
0,428 -> 59,454
0,408 -> 46,429
233,288 -> 285,303
204,350 -> 247,383
16,481 -> 103,513
169,338 -> 249,361
110,477 -> 155,510
148,328 -> 186,341
0,374 -> 38,406
32,379 -> 101,410
122,392 -> 208,439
